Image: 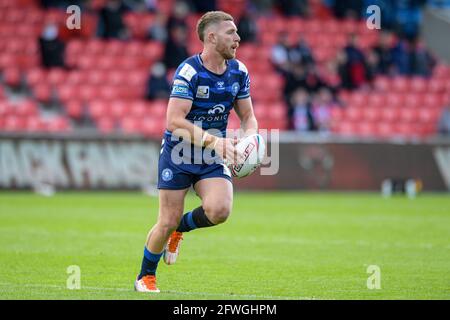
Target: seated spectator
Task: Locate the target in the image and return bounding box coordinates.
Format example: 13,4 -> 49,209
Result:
146,62 -> 171,100
310,87 -> 336,132
284,64 -> 326,99
277,0 -> 309,17
291,88 -> 313,131
409,39 -> 436,77
237,11 -> 258,43
147,12 -> 168,42
366,49 -> 379,82
391,37 -> 411,75
371,31 -> 395,75
250,0 -> 273,14
438,104 -> 450,135
39,23 -> 66,69
98,0 -> 129,39
339,34 -> 370,89
300,65 -> 327,93
190,0 -> 217,13
332,0 -> 363,19
289,37 -> 315,67
393,0 -> 425,40
271,32 -> 291,74
163,24 -> 189,69
166,1 -> 190,31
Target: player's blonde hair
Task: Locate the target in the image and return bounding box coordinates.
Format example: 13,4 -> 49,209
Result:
196,11 -> 234,42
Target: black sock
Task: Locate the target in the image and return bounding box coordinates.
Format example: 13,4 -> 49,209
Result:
176,206 -> 214,232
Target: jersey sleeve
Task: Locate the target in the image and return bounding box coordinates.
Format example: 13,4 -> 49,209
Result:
169,62 -> 197,101
236,60 -> 250,100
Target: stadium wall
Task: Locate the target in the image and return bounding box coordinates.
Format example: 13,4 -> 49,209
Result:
0,133 -> 449,191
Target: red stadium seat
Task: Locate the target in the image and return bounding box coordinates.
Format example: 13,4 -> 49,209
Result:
47,68 -> 67,85
26,116 -> 46,132
346,106 -> 363,121
150,100 -> 168,118
355,121 -> 376,137
363,107 -> 381,122
376,122 -> 395,138
399,107 -> 418,122
96,117 -> 115,134
15,99 -> 38,117
409,77 -> 427,93
33,83 -> 52,103
110,100 -> 128,118
26,68 -> 46,87
385,93 -> 403,108
427,78 -> 447,93
121,116 -> 141,134
406,93 -> 425,108
128,100 -> 147,117
391,77 -> 409,92
367,93 -> 386,108
47,116 -> 70,132
88,100 -> 109,120
56,84 -> 77,103
381,107 -> 399,122
4,115 -> 26,131
65,100 -> 84,119
3,67 -> 21,87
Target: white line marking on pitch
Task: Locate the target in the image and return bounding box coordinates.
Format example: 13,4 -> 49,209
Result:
0,283 -> 314,300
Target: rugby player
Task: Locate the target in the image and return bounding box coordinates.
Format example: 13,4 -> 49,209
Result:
135,11 -> 258,293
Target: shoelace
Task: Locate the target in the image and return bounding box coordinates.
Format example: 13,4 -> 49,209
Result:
142,275 -> 157,289
168,232 -> 183,252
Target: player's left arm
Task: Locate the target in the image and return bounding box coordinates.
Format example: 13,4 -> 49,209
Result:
234,97 -> 258,136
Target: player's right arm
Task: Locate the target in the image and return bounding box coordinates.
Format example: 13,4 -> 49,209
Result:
166,97 -> 242,163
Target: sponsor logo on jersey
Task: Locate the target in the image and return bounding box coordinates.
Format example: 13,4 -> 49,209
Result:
173,79 -> 189,87
215,81 -> 225,90
178,63 -> 197,81
171,84 -> 189,95
196,86 -> 210,99
231,82 -> 240,96
208,104 -> 225,115
161,168 -> 173,182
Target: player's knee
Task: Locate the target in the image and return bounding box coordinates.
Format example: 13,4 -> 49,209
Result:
157,219 -> 179,236
204,202 -> 231,225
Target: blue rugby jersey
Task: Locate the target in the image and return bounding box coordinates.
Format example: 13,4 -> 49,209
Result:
166,54 -> 250,143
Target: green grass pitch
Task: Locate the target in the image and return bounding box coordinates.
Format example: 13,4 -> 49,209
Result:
0,191 -> 449,300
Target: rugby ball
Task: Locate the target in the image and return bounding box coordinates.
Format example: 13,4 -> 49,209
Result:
230,134 -> 265,178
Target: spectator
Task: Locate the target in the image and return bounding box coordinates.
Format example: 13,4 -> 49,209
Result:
146,62 -> 171,100
190,0 -> 217,13
409,39 -> 436,77
339,34 -> 370,89
391,37 -> 411,75
291,88 -> 313,131
147,12 -> 168,42
310,87 -> 335,132
98,0 -> 129,40
277,0 -> 309,17
393,0 -> 426,40
166,1 -> 190,32
372,31 -> 395,75
331,0 -> 364,19
299,65 -> 327,93
438,104 -> 450,135
250,0 -> 273,14
366,49 -> 379,81
163,24 -> 189,69
271,32 -> 291,74
39,23 -> 66,68
237,11 -> 258,43
289,37 -> 315,67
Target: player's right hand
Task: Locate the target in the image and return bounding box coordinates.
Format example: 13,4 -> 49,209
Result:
214,137 -> 245,165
